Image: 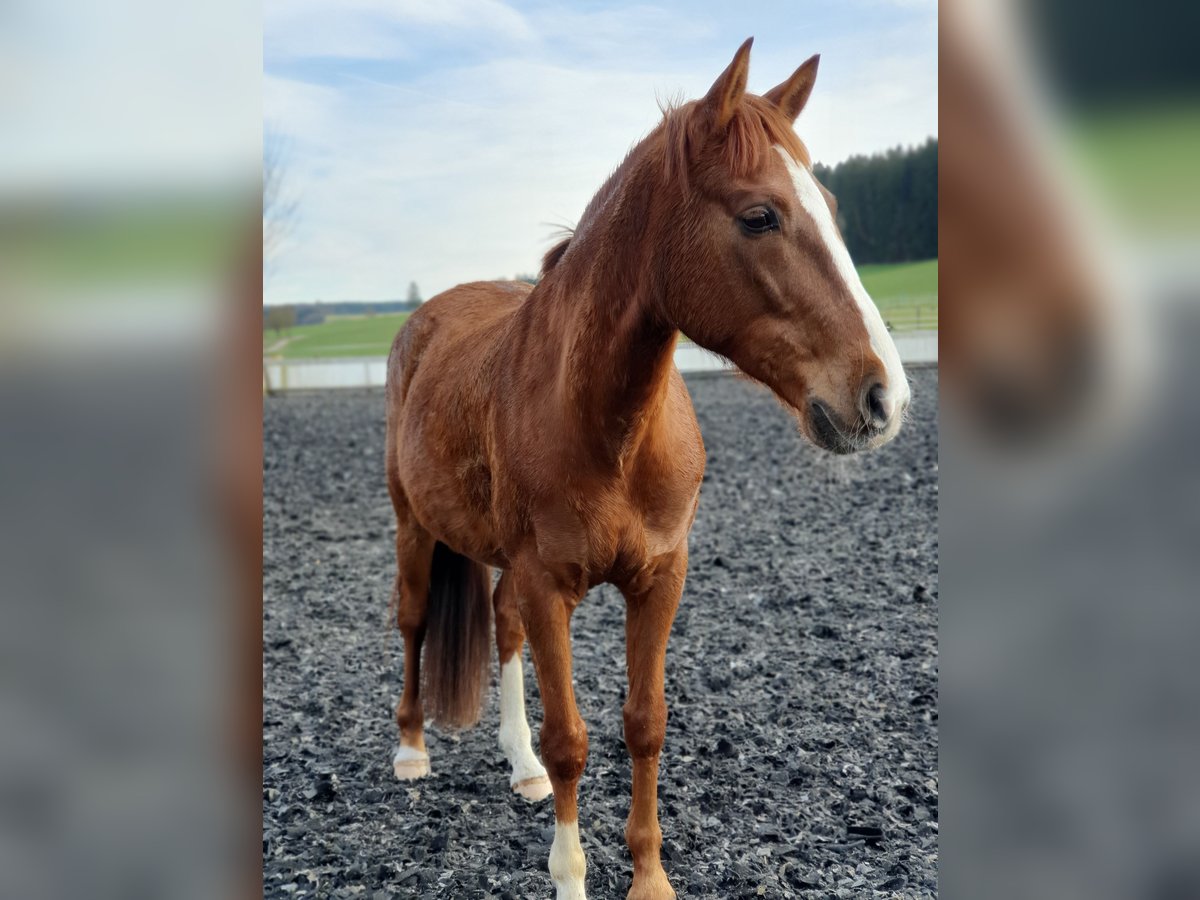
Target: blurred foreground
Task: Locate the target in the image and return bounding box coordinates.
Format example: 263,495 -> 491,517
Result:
1,0 -> 260,897
941,1 -> 1200,899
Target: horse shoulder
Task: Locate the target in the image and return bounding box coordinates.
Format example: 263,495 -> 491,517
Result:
628,373 -> 705,557
645,371 -> 705,485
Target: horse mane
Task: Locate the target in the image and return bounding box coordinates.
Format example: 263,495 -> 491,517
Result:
541,234 -> 573,274
661,93 -> 810,191
541,94 -> 807,277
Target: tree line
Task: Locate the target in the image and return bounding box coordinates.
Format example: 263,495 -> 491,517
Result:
264,282 -> 424,334
814,137 -> 937,265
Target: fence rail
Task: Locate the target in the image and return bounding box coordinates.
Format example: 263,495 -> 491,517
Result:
264,331 -> 936,392
875,301 -> 939,333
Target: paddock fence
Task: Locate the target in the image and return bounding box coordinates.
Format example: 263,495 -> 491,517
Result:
263,332 -> 936,392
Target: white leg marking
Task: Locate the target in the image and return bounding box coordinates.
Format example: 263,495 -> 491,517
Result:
776,146 -> 911,429
392,743 -> 430,780
549,820 -> 587,900
498,656 -> 552,801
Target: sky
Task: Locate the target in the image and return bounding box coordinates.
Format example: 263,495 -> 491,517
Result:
263,0 -> 937,306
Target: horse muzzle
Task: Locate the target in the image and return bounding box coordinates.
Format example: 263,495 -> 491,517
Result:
807,379 -> 908,454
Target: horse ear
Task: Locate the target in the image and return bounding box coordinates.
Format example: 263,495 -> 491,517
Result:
764,54 -> 820,122
702,37 -> 753,130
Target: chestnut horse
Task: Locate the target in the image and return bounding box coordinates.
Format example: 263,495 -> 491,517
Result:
385,39 -> 909,900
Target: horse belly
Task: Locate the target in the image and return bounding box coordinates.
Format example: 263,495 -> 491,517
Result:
398,435 -> 505,564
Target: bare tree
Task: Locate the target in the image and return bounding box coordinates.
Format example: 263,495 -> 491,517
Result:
265,305 -> 296,338
263,131 -> 299,395
263,130 -> 298,268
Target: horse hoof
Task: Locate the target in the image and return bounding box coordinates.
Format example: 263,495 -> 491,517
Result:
393,757 -> 430,780
512,774 -> 553,802
627,867 -> 675,900
392,746 -> 430,780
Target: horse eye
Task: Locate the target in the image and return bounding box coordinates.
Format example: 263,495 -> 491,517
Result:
738,206 -> 779,236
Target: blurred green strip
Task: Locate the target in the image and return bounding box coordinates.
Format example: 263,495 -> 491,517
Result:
1,195 -> 249,287
1070,103 -> 1200,233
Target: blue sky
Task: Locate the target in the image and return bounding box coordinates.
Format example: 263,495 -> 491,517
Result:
264,0 -> 937,305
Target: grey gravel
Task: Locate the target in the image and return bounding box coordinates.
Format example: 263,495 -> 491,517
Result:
264,369 -> 939,898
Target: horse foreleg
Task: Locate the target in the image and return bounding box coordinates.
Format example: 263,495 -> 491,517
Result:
518,568 -> 589,900
494,571 -> 552,801
620,550 -> 686,900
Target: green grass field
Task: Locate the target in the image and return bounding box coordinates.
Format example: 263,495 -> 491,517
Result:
263,313 -> 412,359
858,259 -> 939,332
264,259 -> 938,359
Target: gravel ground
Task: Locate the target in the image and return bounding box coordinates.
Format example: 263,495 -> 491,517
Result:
264,369 -> 939,899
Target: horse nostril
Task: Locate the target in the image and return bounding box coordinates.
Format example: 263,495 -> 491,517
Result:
862,381 -> 889,428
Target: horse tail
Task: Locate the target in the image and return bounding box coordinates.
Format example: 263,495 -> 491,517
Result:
421,542 -> 493,730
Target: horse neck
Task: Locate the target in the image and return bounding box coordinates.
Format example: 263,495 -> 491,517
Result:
522,151 -> 679,459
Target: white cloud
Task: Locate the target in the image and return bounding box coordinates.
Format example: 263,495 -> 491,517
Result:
264,58 -> 672,302
264,3 -> 937,305
265,0 -> 532,61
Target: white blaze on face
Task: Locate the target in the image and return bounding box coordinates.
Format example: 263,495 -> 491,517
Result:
548,820 -> 587,899
776,147 -> 911,429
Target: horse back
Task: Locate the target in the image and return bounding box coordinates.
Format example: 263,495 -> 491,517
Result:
387,280 -> 531,408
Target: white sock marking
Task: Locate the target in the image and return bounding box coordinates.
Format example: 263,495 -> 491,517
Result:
392,743 -> 430,780
549,820 -> 587,900
498,656 -> 549,786
393,744 -> 427,763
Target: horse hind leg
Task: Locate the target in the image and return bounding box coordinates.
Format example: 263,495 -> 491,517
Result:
494,571 -> 552,802
390,501 -> 436,780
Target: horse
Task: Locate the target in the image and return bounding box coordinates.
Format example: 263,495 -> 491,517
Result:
383,38 -> 909,900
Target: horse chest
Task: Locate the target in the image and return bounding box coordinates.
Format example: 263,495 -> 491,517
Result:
630,478 -> 699,556
530,466 -> 700,586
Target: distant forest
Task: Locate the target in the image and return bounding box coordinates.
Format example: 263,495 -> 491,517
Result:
265,298 -> 421,329
814,137 -> 937,265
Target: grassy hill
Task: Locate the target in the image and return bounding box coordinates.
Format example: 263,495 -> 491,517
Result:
264,259 -> 938,359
